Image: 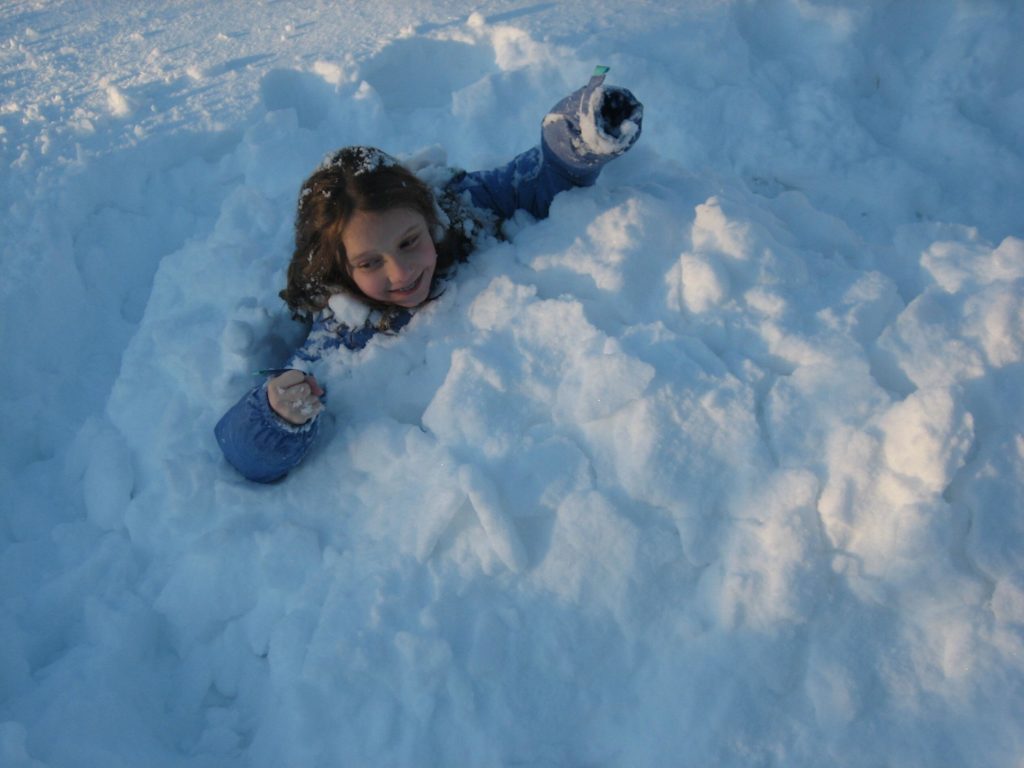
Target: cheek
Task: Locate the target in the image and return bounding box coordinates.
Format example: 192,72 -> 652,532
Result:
422,241 -> 439,271
350,269 -> 384,297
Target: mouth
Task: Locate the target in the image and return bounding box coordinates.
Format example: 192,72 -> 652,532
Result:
389,273 -> 423,296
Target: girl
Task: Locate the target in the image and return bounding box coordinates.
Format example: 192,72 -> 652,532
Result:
216,68 -> 643,482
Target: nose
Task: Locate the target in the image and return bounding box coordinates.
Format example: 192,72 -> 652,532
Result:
386,255 -> 414,286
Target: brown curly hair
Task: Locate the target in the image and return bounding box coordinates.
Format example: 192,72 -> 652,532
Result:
280,146 -> 472,320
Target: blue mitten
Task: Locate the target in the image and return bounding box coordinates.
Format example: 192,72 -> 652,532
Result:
541,66 -> 644,184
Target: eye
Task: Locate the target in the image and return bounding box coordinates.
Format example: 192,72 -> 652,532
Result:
355,257 -> 383,271
400,233 -> 420,250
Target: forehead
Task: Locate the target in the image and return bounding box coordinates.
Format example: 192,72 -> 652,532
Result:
342,208 -> 425,255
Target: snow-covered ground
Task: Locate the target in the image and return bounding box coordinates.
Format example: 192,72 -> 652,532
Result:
2,0 -> 1023,765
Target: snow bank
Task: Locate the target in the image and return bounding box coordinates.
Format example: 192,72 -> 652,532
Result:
2,1 -> 1022,766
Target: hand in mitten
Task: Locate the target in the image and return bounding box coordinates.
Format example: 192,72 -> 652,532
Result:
541,66 -> 643,179
267,369 -> 325,425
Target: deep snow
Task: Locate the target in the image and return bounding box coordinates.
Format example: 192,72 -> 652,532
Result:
2,1 -> 1023,766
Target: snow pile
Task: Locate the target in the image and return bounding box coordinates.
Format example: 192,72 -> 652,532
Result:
2,1 -> 1022,766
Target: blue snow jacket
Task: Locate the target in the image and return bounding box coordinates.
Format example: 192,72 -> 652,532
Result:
216,71 -> 643,482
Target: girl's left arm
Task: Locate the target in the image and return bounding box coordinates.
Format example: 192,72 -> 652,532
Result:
451,69 -> 643,223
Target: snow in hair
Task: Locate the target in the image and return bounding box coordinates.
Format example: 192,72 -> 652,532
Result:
318,146 -> 402,176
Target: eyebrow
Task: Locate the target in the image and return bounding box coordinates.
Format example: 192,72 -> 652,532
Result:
348,223 -> 421,265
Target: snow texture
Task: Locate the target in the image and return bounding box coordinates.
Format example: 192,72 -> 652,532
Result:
2,1 -> 1023,766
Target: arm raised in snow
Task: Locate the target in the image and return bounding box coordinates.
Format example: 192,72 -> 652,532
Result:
541,67 -> 643,186
450,68 -> 643,222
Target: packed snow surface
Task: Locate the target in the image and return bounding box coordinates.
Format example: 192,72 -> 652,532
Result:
2,1 -> 1023,766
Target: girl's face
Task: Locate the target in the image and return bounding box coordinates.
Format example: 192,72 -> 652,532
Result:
342,207 -> 438,308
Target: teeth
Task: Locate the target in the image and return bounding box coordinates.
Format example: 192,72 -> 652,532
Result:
393,275 -> 419,293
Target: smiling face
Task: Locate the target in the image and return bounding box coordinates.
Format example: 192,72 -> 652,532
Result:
342,207 -> 438,308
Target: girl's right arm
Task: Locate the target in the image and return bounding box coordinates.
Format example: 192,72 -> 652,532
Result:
214,314 -> 338,483
215,303 -> 379,482
214,378 -> 320,483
